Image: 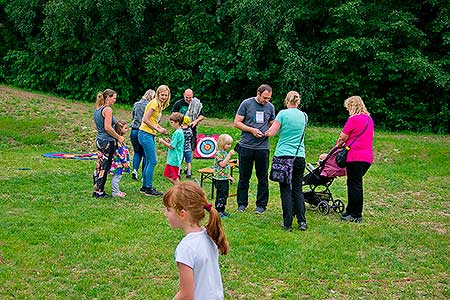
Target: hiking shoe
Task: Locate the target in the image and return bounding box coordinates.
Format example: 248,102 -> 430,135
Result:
131,170 -> 138,181
237,205 -> 247,212
299,222 -> 308,231
219,212 -> 230,218
280,223 -> 292,232
145,187 -> 163,196
254,206 -> 265,214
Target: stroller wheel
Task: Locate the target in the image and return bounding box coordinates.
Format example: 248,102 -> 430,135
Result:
317,201 -> 330,215
333,199 -> 345,213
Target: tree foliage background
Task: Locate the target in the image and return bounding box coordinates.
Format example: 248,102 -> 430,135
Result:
1,0 -> 449,133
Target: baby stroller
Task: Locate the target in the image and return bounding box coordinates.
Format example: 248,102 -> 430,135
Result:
303,146 -> 346,215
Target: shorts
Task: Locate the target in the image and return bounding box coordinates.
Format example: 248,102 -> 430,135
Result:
183,150 -> 192,163
163,164 -> 180,180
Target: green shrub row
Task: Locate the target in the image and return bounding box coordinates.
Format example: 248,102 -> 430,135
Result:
1,0 -> 449,132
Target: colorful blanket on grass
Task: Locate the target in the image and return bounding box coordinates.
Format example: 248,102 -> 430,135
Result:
42,152 -> 97,160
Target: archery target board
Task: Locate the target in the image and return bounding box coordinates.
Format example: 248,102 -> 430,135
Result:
194,134 -> 219,158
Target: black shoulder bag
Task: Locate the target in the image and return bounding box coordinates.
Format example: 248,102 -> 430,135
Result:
335,116 -> 370,168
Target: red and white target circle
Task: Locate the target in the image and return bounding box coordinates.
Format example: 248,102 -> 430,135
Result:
194,134 -> 219,158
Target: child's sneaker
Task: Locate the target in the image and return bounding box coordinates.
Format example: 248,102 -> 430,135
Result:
131,170 -> 138,180
93,191 -> 110,198
219,211 -> 230,218
186,170 -> 192,179
112,191 -> 126,197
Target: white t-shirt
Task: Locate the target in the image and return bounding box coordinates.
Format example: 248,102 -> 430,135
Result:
175,229 -> 224,300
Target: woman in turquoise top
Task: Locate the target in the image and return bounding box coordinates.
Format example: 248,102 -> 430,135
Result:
265,91 -> 308,231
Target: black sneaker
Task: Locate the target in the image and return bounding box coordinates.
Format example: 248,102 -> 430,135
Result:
140,187 -> 149,194
254,206 -> 265,214
341,212 -> 351,218
341,214 -> 353,221
131,170 -> 138,181
145,187 -> 163,196
341,214 -> 363,223
93,192 -> 109,198
299,222 -> 308,231
237,205 -> 247,212
352,216 -> 363,223
280,223 -> 293,232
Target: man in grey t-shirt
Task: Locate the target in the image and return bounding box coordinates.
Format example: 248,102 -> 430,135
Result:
234,84 -> 275,214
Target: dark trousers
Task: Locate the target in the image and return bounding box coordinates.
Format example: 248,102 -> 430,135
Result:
237,146 -> 269,209
345,161 -> 371,218
191,125 -> 198,151
130,129 -> 145,172
93,140 -> 116,193
279,157 -> 306,227
214,179 -> 229,213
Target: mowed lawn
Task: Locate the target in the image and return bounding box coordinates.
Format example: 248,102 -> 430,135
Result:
0,85 -> 449,299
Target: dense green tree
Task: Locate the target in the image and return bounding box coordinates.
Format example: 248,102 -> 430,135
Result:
317,0 -> 450,131
0,0 -> 448,132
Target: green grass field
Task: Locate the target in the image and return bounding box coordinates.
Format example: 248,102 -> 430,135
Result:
0,85 -> 449,299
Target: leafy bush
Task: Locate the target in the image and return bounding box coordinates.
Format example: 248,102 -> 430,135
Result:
0,0 -> 449,132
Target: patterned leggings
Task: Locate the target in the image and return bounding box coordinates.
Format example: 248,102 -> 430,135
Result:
93,140 -> 116,193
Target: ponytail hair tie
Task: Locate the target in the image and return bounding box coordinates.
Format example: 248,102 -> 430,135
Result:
204,203 -> 212,212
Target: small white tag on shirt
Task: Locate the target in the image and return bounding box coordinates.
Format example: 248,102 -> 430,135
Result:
256,111 -> 264,123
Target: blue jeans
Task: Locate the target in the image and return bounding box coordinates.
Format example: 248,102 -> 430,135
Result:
183,150 -> 192,163
236,146 -> 269,209
138,130 -> 157,188
130,129 -> 145,172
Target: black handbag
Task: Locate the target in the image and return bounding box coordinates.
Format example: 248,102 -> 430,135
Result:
336,116 -> 370,168
269,156 -> 295,183
335,146 -> 350,168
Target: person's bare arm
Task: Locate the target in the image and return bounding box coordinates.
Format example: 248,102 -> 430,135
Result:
142,108 -> 168,134
265,120 -> 281,137
159,137 -> 174,149
191,115 -> 204,128
234,115 -> 264,138
218,150 -> 235,168
173,263 -> 194,300
336,131 -> 349,147
103,107 -> 124,143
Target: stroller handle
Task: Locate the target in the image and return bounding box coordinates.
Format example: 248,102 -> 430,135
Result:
306,163 -> 315,173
